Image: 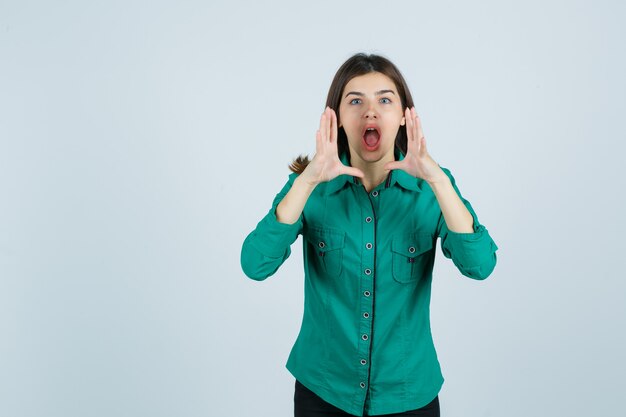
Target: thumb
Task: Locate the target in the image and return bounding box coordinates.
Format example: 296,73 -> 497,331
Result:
341,166 -> 364,178
384,161 -> 403,171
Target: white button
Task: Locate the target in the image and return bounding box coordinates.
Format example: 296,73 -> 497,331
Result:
408,246 -> 416,254
364,291 -> 371,297
362,334 -> 368,340
363,312 -> 370,318
360,382 -> 366,388
360,359 -> 367,365
371,191 -> 379,197
364,268 -> 372,275
319,241 -> 326,249
366,243 -> 373,250
365,216 -> 372,223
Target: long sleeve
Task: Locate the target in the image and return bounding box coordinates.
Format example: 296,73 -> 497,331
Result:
241,173 -> 303,281
436,168 -> 498,280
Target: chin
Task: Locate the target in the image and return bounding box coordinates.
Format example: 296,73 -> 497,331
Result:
354,147 -> 393,164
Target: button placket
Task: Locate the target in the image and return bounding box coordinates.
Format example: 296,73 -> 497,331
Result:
359,193 -> 376,401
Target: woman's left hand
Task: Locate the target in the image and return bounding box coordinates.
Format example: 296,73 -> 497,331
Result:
384,107 -> 448,185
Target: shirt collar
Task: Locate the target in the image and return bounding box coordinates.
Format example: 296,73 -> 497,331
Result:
324,147 -> 424,195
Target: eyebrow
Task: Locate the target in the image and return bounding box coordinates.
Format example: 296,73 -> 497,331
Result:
344,89 -> 396,98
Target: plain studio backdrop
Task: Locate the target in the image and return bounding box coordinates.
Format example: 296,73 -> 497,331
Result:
1,1 -> 625,416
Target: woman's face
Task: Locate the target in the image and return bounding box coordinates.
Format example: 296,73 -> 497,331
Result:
338,72 -> 405,166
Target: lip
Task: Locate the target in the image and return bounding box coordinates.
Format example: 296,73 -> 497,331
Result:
362,124 -> 382,151
361,124 -> 381,137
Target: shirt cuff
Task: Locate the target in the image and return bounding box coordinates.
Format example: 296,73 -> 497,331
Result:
247,207 -> 302,258
443,224 -> 499,270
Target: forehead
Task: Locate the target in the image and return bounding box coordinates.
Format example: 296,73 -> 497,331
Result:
343,72 -> 398,94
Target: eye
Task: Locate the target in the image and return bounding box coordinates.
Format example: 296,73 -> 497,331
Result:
380,97 -> 391,104
349,98 -> 362,105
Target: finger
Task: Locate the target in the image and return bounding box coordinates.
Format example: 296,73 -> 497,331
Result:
325,107 -> 332,142
315,129 -> 323,154
419,136 -> 428,156
414,110 -> 424,142
409,108 -> 419,151
405,108 -> 414,142
319,109 -> 328,143
329,108 -> 338,143
411,108 -> 419,144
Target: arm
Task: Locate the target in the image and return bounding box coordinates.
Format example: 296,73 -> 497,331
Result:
385,107 -> 498,279
276,107 -> 363,225
241,107 -> 363,280
241,174 -> 303,281
275,175 -> 317,224
428,175 -> 474,233
435,168 -> 498,280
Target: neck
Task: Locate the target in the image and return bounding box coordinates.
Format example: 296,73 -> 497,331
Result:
350,153 -> 394,192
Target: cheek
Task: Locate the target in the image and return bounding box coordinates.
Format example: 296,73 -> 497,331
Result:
339,113 -> 359,130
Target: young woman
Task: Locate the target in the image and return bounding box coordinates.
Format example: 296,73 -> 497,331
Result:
241,53 -> 498,417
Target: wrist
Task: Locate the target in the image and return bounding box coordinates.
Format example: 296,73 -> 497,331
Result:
295,173 -> 319,190
426,175 -> 451,190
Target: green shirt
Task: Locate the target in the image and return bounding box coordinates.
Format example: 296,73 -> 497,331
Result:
241,154 -> 498,416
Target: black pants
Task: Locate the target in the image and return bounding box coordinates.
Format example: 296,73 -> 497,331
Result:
294,380 -> 440,417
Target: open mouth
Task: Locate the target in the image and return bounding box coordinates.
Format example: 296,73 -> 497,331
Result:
362,127 -> 381,150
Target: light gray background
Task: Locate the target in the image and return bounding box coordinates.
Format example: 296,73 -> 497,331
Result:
1,1 -> 625,416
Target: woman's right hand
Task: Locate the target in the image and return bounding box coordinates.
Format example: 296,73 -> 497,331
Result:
300,107 -> 364,186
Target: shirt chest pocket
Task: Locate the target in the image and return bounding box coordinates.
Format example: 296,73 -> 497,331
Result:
391,232 -> 434,283
305,226 -> 346,277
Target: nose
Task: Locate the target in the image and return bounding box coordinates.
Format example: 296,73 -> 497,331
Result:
364,105 -> 378,119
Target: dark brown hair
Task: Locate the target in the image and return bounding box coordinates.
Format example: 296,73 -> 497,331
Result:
289,53 -> 415,174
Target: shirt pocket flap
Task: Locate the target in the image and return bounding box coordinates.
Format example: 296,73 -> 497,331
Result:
305,226 -> 346,253
391,232 -> 433,257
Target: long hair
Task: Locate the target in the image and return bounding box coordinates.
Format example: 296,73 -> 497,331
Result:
289,53 -> 415,174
